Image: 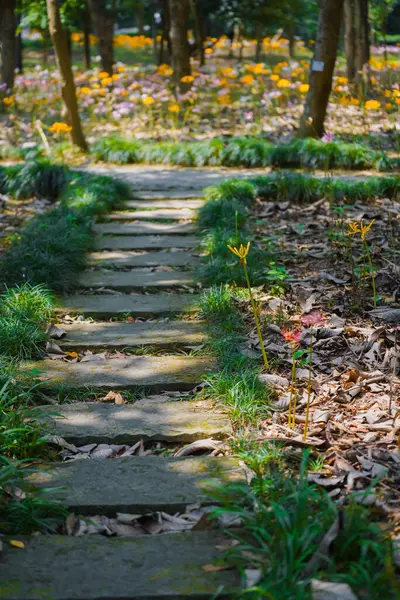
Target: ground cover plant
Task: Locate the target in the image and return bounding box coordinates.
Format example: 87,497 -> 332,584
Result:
196,173 -> 400,597
0,161 -> 129,291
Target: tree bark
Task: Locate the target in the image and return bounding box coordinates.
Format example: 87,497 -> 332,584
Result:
344,0 -> 369,84
0,0 -> 17,94
136,1 -> 145,35
255,21 -> 263,62
169,0 -> 191,90
288,22 -> 296,59
82,7 -> 91,70
298,0 -> 344,138
190,0 -> 204,66
15,3 -> 23,74
46,0 -> 88,150
87,0 -> 114,74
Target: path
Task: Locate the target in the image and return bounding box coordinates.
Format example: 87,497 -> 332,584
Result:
0,173 -> 241,598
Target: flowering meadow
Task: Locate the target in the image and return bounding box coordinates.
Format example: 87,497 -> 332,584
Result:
2,34 -> 400,157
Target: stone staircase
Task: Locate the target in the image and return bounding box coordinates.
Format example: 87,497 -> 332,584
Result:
0,185 -> 241,598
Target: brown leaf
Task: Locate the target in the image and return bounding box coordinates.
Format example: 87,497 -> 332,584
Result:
65,513 -> 78,536
202,564 -> 231,572
100,391 -> 126,404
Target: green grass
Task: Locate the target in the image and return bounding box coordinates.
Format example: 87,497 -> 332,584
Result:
1,284 -> 54,324
0,161 -> 129,292
0,379 -> 67,535
91,135 -> 398,171
209,453 -> 398,599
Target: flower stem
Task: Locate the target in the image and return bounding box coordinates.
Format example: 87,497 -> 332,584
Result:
243,261 -> 269,370
289,350 -> 297,429
363,239 -> 377,308
304,325 -> 313,440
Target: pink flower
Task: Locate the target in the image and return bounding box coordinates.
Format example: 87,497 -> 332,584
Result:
301,311 -> 325,327
282,329 -> 302,345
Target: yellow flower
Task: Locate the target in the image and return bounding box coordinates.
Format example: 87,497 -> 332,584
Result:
98,71 -> 110,79
365,99 -> 381,111
205,48 -> 213,55
240,74 -> 254,85
218,94 -> 231,105
299,84 -> 309,93
142,96 -> 155,106
49,122 -> 72,134
180,75 -> 194,83
79,87 -> 91,95
347,222 -> 361,236
277,78 -> 291,88
270,74 -> 279,81
168,103 -> 180,113
3,96 -> 14,105
347,220 -> 375,241
101,77 -> 113,86
227,242 -> 251,264
336,76 -> 348,85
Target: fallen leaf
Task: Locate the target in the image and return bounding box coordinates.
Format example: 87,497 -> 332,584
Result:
202,564 -> 231,572
10,540 -> 25,549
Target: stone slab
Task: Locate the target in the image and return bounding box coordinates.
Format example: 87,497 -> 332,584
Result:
133,190 -> 203,199
107,208 -> 197,221
58,293 -> 199,317
94,222 -> 195,235
89,250 -> 198,268
126,198 -> 204,209
26,356 -> 215,392
94,235 -> 198,250
79,270 -> 193,291
59,321 -> 206,349
0,532 -> 238,599
37,401 -> 230,444
29,456 -> 241,514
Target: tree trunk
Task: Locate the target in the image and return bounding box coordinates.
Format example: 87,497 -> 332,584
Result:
169,0 -> 191,90
288,22 -> 296,59
344,0 -> 369,83
255,21 -> 263,62
15,3 -> 23,74
137,1 -> 144,35
298,0 -> 344,138
161,0 -> 172,63
46,0 -> 88,150
190,0 -> 204,66
87,0 -> 114,74
82,7 -> 91,70
42,28 -> 50,67
0,0 -> 17,94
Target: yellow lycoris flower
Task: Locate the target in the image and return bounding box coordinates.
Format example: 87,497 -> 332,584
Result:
299,84 -> 309,93
49,122 -> 72,134
168,104 -> 180,113
142,96 -> 155,105
365,99 -> 381,111
227,242 -> 250,264
347,219 -> 375,241
277,78 -> 291,88
181,75 -> 194,83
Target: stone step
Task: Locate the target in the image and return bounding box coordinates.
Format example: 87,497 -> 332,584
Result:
27,356 -> 214,392
37,400 -> 229,445
126,198 -> 204,209
134,190 -> 202,199
89,250 -> 198,268
94,235 -> 198,250
107,208 -> 197,221
58,293 -> 199,318
79,270 -> 193,291
59,321 -> 206,350
94,222 -> 195,235
30,456 -> 241,515
0,533 -> 238,599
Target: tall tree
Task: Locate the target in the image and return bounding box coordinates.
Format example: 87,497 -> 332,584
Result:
87,0 -> 114,74
190,0 -> 205,66
298,0 -> 344,138
0,0 -> 17,95
169,0 -> 191,89
344,0 -> 369,84
82,4 -> 91,70
46,0 -> 88,150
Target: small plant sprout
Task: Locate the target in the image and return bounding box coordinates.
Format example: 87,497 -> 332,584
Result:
282,328 -> 302,428
227,242 -> 269,370
347,219 -> 377,308
301,311 -> 325,440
